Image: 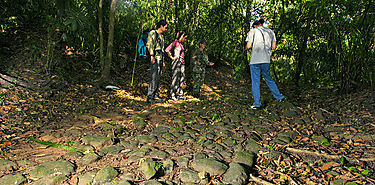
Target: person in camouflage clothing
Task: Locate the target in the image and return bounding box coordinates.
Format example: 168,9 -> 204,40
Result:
146,20 -> 168,103
192,39 -> 214,98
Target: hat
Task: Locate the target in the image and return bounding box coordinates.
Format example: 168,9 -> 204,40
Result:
252,19 -> 265,27
252,20 -> 259,27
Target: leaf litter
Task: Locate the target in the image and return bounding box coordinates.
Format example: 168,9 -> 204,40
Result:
0,58 -> 374,184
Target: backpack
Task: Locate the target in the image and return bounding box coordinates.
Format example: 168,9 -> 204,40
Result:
137,30 -> 161,59
137,30 -> 149,58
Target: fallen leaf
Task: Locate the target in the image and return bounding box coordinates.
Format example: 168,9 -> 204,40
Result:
3,141 -> 12,146
320,162 -> 340,171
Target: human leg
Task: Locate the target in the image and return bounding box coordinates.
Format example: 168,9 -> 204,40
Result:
154,59 -> 163,99
170,60 -> 179,99
250,64 -> 261,107
148,59 -> 163,101
260,63 -> 284,101
147,61 -> 158,100
177,63 -> 185,99
193,71 -> 202,97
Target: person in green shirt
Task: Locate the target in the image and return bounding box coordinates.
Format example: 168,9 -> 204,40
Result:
192,39 -> 214,98
146,20 -> 168,103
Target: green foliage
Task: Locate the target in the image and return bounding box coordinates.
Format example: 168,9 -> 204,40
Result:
0,93 -> 6,105
228,138 -> 236,144
79,104 -> 102,114
155,161 -> 163,170
268,0 -> 374,90
29,137 -> 85,154
211,112 -> 221,122
1,0 -> 373,91
339,156 -> 373,178
266,145 -> 274,151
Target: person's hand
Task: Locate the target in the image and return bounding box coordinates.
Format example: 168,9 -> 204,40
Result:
173,56 -> 178,61
209,62 -> 214,66
196,61 -> 201,65
150,56 -> 155,64
163,62 -> 165,67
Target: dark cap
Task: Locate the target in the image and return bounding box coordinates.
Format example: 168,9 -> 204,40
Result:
200,39 -> 206,45
252,20 -> 259,27
252,19 -> 265,27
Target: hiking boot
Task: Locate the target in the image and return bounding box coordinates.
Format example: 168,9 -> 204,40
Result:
147,98 -> 154,103
192,93 -> 200,99
154,96 -> 162,102
250,105 -> 260,110
154,96 -> 161,100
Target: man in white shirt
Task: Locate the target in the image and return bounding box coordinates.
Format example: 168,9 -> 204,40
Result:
246,19 -> 285,109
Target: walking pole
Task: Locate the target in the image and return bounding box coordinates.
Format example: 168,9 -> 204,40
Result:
131,22 -> 144,86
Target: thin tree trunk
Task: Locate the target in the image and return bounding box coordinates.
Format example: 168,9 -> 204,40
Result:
174,0 -> 179,32
101,0 -> 118,83
98,0 -> 104,70
294,9 -> 312,86
244,1 -> 252,75
131,22 -> 144,86
294,36 -> 307,86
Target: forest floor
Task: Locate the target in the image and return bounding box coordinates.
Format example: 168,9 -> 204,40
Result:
0,34 -> 374,184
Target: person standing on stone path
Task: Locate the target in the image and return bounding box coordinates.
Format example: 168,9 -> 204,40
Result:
165,31 -> 188,101
246,19 -> 285,109
146,20 -> 168,103
192,39 -> 214,99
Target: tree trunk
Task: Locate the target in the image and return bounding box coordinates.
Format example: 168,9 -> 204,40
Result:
98,0 -> 104,70
244,1 -> 252,75
294,36 -> 307,86
101,0 -> 118,83
174,0 -> 179,32
0,73 -> 35,91
294,9 -> 312,86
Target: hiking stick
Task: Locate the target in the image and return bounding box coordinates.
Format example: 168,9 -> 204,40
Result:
131,22 -> 144,86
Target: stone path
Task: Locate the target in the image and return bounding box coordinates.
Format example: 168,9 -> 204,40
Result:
0,66 -> 374,185
0,95 -> 303,185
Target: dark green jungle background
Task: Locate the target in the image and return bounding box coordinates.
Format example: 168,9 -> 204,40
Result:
1,0 -> 374,93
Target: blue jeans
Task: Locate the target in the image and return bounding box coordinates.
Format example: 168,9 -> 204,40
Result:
250,63 -> 284,107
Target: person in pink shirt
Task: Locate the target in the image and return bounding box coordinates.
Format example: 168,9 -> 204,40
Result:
165,31 -> 188,100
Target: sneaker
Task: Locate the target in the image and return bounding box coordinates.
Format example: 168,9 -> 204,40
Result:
154,96 -> 161,100
250,105 -> 260,110
171,96 -> 178,101
278,98 -> 285,103
178,96 -> 186,100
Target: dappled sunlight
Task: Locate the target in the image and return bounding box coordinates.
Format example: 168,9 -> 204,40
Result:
115,89 -> 144,101
201,84 -> 221,101
1,0 -> 373,183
